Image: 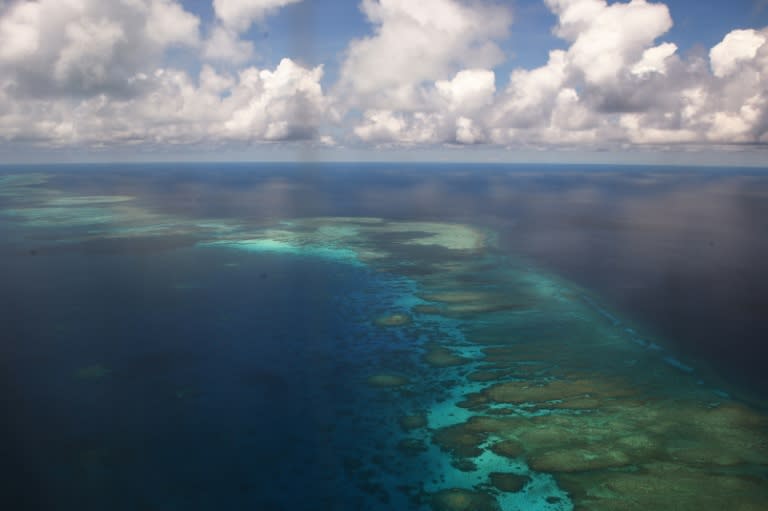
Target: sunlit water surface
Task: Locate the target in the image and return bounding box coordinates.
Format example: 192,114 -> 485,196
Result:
1,164 -> 767,510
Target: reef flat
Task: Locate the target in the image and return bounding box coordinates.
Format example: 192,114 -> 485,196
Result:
2,170 -> 767,510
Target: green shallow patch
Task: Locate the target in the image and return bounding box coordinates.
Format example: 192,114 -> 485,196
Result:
374,312 -> 412,327
2,204 -> 168,230
430,488 -> 501,511
45,195 -> 135,206
367,373 -> 411,388
489,472 -> 531,493
377,222 -> 487,251
399,413 -> 429,431
0,173 -> 51,195
199,238 -> 363,265
423,344 -> 470,367
75,364 -> 111,380
556,462 -> 768,511
4,206 -> 120,226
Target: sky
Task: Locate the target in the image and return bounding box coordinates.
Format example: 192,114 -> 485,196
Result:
0,0 -> 767,165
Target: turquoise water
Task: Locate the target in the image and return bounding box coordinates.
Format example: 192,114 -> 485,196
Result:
1,164 -> 767,510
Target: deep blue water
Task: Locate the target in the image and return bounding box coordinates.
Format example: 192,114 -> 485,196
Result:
1,163 -> 767,510
3,247 -> 418,509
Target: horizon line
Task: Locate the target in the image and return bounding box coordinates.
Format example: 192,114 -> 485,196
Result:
2,161 -> 768,170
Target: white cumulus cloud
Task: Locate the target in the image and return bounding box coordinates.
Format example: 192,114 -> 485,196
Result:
631,42 -> 678,76
213,0 -> 302,32
0,0 -> 200,96
353,68 -> 497,145
0,1 -> 41,61
345,0 -> 768,149
203,0 -> 302,63
202,25 -> 254,63
546,0 -> 673,86
0,59 -> 328,145
146,0 -> 201,47
0,1 -> 328,146
338,0 -> 511,110
710,29 -> 767,78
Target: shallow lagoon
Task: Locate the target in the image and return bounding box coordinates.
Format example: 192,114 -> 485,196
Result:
1,163 -> 767,510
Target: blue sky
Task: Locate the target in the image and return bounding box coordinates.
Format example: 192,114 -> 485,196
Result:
250,1 -> 768,71
0,0 -> 767,165
177,0 -> 768,85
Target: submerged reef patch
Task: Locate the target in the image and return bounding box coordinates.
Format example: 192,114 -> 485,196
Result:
374,313 -> 412,327
430,488 -> 501,511
489,472 -> 530,493
45,196 -> 135,206
399,413 -> 428,431
0,173 -> 51,195
557,462 -> 768,510
367,373 -> 411,388
423,344 -> 469,368
75,364 -> 111,380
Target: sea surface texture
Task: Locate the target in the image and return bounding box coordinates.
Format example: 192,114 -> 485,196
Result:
1,164 -> 767,510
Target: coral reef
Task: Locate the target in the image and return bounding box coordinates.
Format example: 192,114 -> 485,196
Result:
430,488 -> 500,511
76,364 -> 111,380
423,344 -> 469,367
489,440 -> 524,459
432,423 -> 487,458
557,462 -> 768,511
488,472 -> 530,493
397,438 -> 428,456
466,369 -> 513,382
367,373 -> 410,388
373,313 -> 411,327
399,413 -> 428,431
413,304 -> 445,315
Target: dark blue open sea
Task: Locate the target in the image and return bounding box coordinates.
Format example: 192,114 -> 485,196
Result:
1,163 -> 767,510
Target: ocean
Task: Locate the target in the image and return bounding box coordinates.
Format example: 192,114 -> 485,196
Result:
1,163 -> 767,510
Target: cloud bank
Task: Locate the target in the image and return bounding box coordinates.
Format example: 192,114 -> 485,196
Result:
350,0 -> 768,148
0,0 -> 766,153
0,0 -> 328,145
